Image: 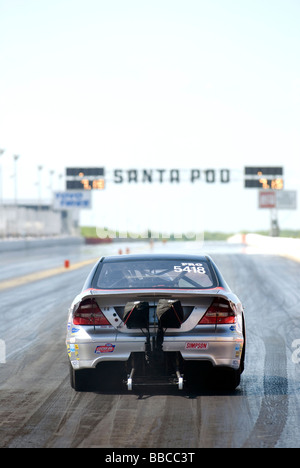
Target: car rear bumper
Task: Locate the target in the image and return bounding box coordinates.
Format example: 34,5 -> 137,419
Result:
67,333 -> 244,371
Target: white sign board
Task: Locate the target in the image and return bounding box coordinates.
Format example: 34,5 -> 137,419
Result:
258,190 -> 297,210
53,191 -> 92,210
276,190 -> 297,210
258,191 -> 276,209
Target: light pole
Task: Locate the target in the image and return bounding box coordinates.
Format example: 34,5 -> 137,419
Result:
49,169 -> 55,200
13,155 -> 20,206
0,149 -> 5,204
58,173 -> 64,191
37,165 -> 43,208
13,155 -> 20,237
0,149 -> 5,238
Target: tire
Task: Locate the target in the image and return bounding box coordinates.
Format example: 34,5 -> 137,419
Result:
240,318 -> 246,374
95,362 -> 126,391
69,362 -> 95,392
211,366 -> 241,391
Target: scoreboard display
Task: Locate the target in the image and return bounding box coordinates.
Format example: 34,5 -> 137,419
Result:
66,167 -> 104,177
244,179 -> 284,189
244,167 -> 283,190
66,180 -> 105,190
66,167 -> 105,190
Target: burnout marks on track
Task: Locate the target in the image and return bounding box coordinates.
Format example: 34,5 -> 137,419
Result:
5,378 -> 119,448
243,335 -> 288,448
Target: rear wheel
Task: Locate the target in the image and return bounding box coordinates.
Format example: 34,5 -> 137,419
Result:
69,362 -> 95,391
184,361 -> 241,391
95,362 -> 126,391
211,366 -> 241,391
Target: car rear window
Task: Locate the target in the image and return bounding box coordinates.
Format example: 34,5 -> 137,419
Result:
92,259 -> 217,289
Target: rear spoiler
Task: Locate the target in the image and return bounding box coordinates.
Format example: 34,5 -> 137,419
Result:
71,287 -> 240,313
70,287 -> 243,334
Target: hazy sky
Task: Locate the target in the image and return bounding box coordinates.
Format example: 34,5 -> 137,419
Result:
0,0 -> 299,233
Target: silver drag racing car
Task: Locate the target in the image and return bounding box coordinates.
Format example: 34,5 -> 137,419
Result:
66,253 -> 245,391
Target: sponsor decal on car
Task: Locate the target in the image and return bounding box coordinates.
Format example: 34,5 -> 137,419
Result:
95,343 -> 116,354
68,343 -> 80,360
235,343 -> 243,358
185,342 -> 209,350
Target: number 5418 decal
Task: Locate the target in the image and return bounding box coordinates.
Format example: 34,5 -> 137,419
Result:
174,263 -> 206,274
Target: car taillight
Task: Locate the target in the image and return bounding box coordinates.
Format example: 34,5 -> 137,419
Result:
73,299 -> 110,326
198,298 -> 236,325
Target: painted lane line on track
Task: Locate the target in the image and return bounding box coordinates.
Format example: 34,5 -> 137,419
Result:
0,258 -> 99,291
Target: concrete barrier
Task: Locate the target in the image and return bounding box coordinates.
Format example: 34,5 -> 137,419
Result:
0,236 -> 84,252
228,233 -> 300,263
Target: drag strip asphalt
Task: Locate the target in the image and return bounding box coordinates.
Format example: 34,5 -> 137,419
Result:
1,241 -> 300,448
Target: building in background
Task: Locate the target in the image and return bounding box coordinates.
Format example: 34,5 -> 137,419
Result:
0,200 -> 79,238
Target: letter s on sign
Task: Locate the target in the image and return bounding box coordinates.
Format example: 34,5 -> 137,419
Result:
114,169 -> 123,183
